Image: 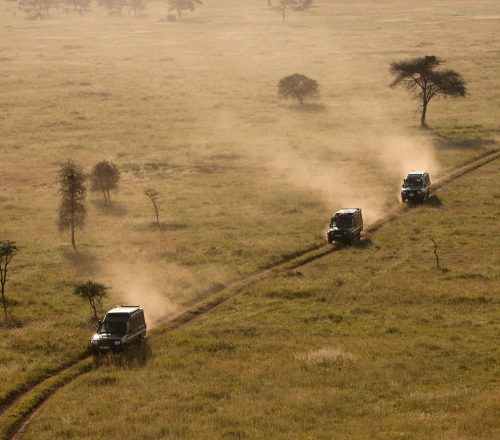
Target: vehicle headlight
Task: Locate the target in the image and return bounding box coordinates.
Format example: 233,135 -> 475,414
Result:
114,340 -> 121,345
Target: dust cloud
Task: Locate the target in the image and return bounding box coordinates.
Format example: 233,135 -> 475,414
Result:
212,109 -> 439,225
102,262 -> 187,327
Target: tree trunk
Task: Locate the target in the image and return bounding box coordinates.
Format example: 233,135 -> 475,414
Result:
107,190 -> 111,205
178,7 -> 182,19
102,189 -> 107,204
421,99 -> 428,127
71,222 -> 76,251
0,281 -> 7,322
299,96 -> 303,106
154,204 -> 161,232
89,297 -> 98,321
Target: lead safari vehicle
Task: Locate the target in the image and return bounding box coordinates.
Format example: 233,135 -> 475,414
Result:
90,306 -> 146,354
401,171 -> 431,203
327,208 -> 363,244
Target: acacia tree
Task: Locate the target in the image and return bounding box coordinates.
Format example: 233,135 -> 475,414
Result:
167,0 -> 202,20
90,160 -> 120,206
73,281 -> 108,321
278,73 -> 318,106
144,187 -> 162,232
390,55 -> 466,127
0,241 -> 18,322
58,160 -> 87,251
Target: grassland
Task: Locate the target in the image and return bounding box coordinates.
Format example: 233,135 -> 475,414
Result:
22,148 -> 500,440
0,0 -> 499,436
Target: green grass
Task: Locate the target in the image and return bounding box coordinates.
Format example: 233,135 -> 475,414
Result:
0,0 -> 499,431
22,153 -> 500,440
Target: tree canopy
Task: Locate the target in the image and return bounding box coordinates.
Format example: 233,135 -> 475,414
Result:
278,73 -> 319,106
168,0 -> 202,20
73,280 -> 108,321
57,160 -> 87,251
90,160 -> 120,205
390,55 -> 466,127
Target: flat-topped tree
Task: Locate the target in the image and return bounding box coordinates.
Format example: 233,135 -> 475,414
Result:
278,73 -> 319,106
168,0 -> 202,20
390,55 -> 466,127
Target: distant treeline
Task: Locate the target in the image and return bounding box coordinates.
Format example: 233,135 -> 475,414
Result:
8,0 -> 313,21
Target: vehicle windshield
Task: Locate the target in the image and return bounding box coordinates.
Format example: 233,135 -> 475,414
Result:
99,321 -> 127,335
404,177 -> 423,188
331,216 -> 353,229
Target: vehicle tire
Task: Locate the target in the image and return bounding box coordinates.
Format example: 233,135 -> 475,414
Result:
137,334 -> 145,346
327,237 -> 333,244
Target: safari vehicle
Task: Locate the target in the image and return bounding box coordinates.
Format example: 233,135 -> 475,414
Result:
401,171 -> 431,203
327,208 -> 363,244
90,306 -> 146,354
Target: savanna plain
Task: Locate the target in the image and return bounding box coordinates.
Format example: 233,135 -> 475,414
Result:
0,0 -> 499,439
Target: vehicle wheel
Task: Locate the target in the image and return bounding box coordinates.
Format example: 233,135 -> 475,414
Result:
327,237 -> 333,244
401,197 -> 405,203
137,335 -> 144,346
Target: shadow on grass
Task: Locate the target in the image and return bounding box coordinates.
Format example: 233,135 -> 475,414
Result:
91,199 -> 128,216
430,126 -> 496,150
290,103 -> 328,113
94,342 -> 152,368
354,238 -> 373,249
424,195 -> 443,207
63,250 -> 101,275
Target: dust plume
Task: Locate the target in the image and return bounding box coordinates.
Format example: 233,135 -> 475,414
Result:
102,262 -> 190,328
212,108 -> 439,226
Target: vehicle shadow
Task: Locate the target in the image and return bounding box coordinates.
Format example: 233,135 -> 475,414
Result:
424,195 -> 443,207
94,342 -> 153,368
355,238 -> 373,249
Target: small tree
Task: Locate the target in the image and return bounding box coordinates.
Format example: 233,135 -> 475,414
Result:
128,0 -> 147,16
0,241 -> 18,322
144,187 -> 162,232
90,160 -> 121,206
390,55 -> 466,127
278,73 -> 318,106
73,281 -> 108,321
99,0 -> 126,14
167,0 -> 202,20
57,160 -> 87,251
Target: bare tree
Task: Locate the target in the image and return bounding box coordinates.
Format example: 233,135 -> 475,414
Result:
144,187 -> 162,232
73,281 -> 108,321
390,55 -> 466,127
430,238 -> 441,269
278,0 -> 294,23
278,73 -> 318,106
167,0 -> 202,20
90,160 -> 121,206
58,160 -> 87,251
0,241 -> 18,322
